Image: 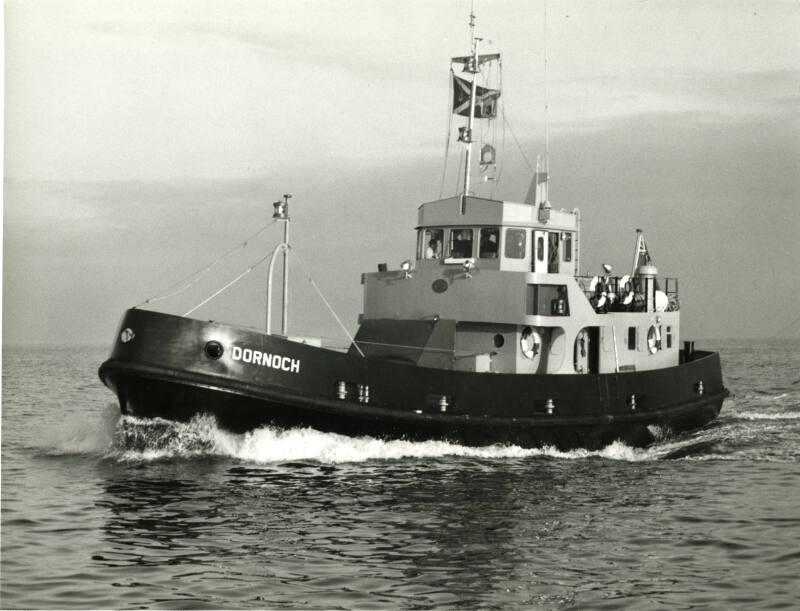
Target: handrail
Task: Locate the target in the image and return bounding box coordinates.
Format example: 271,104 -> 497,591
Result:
575,275 -> 680,313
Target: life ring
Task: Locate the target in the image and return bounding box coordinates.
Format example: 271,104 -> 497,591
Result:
620,274 -> 634,305
520,326 -> 542,359
647,325 -> 661,354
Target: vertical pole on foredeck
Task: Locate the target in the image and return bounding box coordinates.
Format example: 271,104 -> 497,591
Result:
267,194 -> 291,336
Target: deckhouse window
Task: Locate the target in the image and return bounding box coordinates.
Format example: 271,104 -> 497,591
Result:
536,235 -> 545,262
628,326 -> 636,350
526,284 -> 569,316
420,228 -> 444,259
479,228 -> 499,258
504,228 -> 526,259
448,228 -> 474,259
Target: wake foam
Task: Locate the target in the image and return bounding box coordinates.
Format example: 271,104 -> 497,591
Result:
737,411 -> 800,421
108,413 -> 671,464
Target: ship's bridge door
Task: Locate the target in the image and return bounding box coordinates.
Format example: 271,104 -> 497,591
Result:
533,231 -> 548,273
574,327 -> 599,374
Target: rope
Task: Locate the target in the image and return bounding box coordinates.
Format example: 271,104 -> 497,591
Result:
137,219 -> 277,307
182,251 -> 274,317
289,247 -> 365,358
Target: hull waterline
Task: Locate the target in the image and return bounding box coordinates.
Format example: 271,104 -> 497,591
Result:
99,309 -> 727,451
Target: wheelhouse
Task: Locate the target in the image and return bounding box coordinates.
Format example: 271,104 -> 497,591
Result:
415,195 -> 579,274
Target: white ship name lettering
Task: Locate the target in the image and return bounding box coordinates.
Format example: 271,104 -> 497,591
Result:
231,345 -> 300,373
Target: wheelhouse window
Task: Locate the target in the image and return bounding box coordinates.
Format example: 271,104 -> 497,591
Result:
479,228 -> 499,259
419,228 -> 444,260
448,228 -> 474,259
536,235 -> 545,262
563,232 -> 573,262
548,232 -> 560,273
526,284 -> 569,316
504,228 -> 526,259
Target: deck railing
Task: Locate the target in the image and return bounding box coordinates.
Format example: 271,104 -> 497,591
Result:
576,275 -> 680,313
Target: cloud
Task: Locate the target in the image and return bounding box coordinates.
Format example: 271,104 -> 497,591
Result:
83,12 -> 444,82
512,69 -> 800,135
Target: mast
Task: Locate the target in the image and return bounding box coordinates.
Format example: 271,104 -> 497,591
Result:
462,35 -> 480,199
450,11 -> 500,206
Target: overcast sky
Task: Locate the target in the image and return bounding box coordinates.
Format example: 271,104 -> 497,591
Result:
4,0 -> 799,345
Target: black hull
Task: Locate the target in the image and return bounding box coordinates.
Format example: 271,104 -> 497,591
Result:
99,309 -> 727,451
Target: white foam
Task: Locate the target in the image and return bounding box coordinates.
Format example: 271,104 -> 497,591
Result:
738,411 -> 800,421
110,414 -> 662,464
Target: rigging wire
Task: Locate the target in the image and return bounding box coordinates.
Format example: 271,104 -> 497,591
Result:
354,339 -> 453,353
345,338 -> 500,359
772,312 -> 800,338
182,250 -> 275,317
456,148 -> 466,195
487,59 -> 501,198
544,0 -> 550,162
136,219 -> 277,307
495,62 -> 506,189
502,110 -> 535,173
289,247 -> 365,358
439,68 -> 455,199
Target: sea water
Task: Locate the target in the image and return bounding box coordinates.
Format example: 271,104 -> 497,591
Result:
1,340 -> 798,609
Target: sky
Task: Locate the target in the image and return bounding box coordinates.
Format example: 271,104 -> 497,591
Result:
3,0 -> 799,346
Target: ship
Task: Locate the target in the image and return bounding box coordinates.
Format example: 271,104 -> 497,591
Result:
99,15 -> 728,451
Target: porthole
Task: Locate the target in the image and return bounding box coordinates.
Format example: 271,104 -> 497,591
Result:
432,279 -> 449,293
205,340 -> 224,359
493,334 -> 505,348
120,328 -> 135,344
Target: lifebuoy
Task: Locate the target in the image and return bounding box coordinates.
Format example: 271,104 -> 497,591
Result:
520,327 -> 542,359
620,274 -> 634,305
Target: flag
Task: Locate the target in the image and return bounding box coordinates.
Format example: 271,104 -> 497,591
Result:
452,74 -> 500,119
